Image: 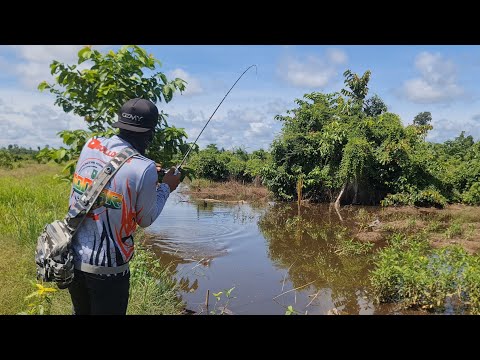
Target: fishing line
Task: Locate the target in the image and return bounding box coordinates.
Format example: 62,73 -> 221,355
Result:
168,64 -> 257,175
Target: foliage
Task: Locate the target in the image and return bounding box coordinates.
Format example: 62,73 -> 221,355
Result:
210,286 -> 236,315
364,94 -> 387,117
0,163 -> 183,314
18,281 -> 57,315
0,150 -> 14,169
371,232 -> 480,313
334,238 -> 374,256
381,187 -> 447,208
263,70 -> 439,204
413,111 -> 432,126
188,145 -> 270,183
0,163 -> 73,314
284,305 -> 302,315
128,240 -> 184,315
37,45 -> 194,180
463,183 -> 480,205
188,146 -> 230,181
0,145 -> 40,169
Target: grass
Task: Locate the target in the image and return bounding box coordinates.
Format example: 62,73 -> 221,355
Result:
0,162 -> 71,314
127,230 -> 184,315
0,161 -> 184,315
370,232 -> 480,313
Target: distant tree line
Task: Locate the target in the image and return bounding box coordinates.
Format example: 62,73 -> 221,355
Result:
190,70 -> 480,208
0,144 -> 39,169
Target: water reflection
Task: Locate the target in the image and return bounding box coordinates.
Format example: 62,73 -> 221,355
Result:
258,203 -> 375,314
147,192 -> 400,314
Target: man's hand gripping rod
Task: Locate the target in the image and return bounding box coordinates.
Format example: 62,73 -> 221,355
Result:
165,65 -> 257,176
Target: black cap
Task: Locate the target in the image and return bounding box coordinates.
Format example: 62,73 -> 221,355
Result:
112,98 -> 159,133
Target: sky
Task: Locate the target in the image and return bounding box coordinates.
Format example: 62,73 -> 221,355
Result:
1,45 -> 480,151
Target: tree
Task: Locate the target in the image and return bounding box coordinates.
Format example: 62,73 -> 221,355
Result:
364,94 -> 387,117
206,144 -> 220,152
263,70 -> 444,206
340,69 -> 371,115
341,70 -> 371,103
413,111 -> 432,126
37,45 -> 193,178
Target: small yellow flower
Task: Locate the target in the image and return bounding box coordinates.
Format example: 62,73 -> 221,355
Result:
35,283 -> 57,296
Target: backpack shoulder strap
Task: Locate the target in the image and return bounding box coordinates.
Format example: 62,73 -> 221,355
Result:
64,147 -> 139,235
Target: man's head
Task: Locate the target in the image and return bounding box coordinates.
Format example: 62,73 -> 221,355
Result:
113,98 -> 159,133
114,98 -> 159,155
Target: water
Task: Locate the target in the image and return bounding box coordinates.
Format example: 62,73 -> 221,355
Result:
145,187 -> 406,315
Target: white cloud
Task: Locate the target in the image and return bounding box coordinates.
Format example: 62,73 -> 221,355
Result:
0,89 -> 86,148
402,52 -> 463,104
0,55 -> 14,78
165,99 -> 286,151
168,68 -> 203,96
9,45 -> 81,63
1,45 -> 109,90
326,48 -> 348,65
426,114 -> 480,143
248,122 -> 270,136
278,48 -> 348,88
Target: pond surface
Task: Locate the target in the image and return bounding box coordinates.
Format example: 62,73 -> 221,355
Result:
145,186 -> 409,315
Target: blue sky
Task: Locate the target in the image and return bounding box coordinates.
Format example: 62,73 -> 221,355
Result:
1,45 -> 480,151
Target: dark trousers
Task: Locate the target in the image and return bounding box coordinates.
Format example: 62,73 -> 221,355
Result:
68,269 -> 130,315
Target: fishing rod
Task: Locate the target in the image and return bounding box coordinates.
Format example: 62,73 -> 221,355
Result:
161,64 -> 257,176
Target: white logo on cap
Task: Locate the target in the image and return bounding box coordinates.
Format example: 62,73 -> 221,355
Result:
122,113 -> 143,122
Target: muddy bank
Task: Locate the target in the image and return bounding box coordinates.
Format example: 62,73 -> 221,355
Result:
347,205 -> 480,254
180,179 -> 271,203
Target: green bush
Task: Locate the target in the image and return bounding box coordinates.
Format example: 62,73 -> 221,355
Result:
462,182 -> 480,205
381,187 -> 447,208
371,233 -> 480,313
0,150 -> 14,169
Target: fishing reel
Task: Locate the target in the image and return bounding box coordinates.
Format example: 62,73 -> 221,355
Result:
157,165 -> 183,182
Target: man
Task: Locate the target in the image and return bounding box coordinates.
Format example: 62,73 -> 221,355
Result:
67,98 -> 181,315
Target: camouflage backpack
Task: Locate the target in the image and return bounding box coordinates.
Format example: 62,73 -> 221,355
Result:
35,146 -> 138,289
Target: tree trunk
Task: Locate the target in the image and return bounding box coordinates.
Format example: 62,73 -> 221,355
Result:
335,183 -> 347,208
352,178 -> 358,204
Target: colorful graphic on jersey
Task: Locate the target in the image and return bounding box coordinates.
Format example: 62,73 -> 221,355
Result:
72,172 -> 123,209
114,179 -> 137,259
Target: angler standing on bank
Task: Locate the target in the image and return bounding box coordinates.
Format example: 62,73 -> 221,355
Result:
67,98 -> 181,315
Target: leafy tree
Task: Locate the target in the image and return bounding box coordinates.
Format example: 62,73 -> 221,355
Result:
0,150 -> 14,169
188,146 -> 230,181
340,69 -> 371,115
37,45 -> 193,178
413,111 -> 432,126
364,94 -> 387,117
263,70 -> 444,206
206,144 -> 220,152
341,70 -> 371,103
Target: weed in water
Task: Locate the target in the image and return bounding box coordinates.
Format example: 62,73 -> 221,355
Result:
334,238 -> 374,256
371,232 -> 480,313
210,286 -> 236,315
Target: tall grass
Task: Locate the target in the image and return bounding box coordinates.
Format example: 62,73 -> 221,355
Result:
0,162 -> 71,314
0,162 -> 184,315
128,234 -> 184,315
